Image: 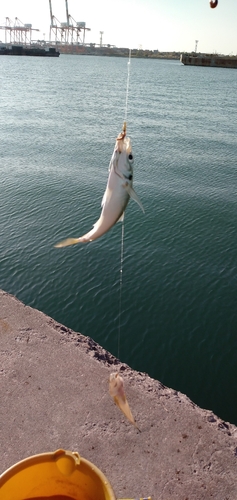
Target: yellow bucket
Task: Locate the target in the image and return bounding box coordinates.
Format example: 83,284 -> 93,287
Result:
0,449 -> 116,500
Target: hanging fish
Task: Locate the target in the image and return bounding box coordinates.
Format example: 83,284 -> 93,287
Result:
109,372 -> 140,431
54,123 -> 144,248
210,0 -> 218,8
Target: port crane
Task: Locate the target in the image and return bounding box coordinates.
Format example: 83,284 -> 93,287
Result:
0,17 -> 39,45
49,0 -> 61,43
49,0 -> 90,45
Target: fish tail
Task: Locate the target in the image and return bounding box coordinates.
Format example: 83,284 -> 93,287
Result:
54,233 -> 95,247
54,237 -> 83,248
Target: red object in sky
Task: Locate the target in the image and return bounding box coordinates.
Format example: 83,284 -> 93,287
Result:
210,0 -> 218,8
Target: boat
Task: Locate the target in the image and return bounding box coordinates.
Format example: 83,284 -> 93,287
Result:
0,45 -> 60,57
180,53 -> 237,69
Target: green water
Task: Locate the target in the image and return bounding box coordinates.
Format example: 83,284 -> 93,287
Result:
0,55 -> 237,423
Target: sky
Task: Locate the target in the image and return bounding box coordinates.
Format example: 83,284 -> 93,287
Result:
0,0 -> 237,54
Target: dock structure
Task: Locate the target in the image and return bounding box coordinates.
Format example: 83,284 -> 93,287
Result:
1,289 -> 237,499
180,52 -> 237,68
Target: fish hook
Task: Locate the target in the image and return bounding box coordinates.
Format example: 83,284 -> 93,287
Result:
210,0 -> 218,8
117,121 -> 127,141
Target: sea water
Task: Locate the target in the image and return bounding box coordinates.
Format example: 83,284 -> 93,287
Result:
0,55 -> 237,424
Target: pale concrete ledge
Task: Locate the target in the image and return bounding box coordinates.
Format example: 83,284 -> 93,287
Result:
1,289 -> 237,499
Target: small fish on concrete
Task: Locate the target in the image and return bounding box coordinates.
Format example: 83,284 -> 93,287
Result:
54,123 -> 144,248
109,372 -> 140,431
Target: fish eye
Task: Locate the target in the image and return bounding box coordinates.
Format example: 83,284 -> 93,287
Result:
128,153 -> 134,164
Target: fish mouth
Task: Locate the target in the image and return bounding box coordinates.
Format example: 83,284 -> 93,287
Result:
116,121 -> 132,154
116,135 -> 132,154
116,121 -> 127,141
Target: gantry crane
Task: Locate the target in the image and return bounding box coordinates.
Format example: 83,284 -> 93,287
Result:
49,0 -> 61,42
49,0 -> 90,45
0,17 -> 39,45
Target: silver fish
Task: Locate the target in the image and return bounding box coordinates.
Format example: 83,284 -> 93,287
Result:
54,127 -> 144,248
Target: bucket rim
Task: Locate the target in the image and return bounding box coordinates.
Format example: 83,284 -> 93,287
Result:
0,448 -> 116,500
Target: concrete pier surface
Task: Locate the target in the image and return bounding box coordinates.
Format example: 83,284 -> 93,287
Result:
1,289 -> 237,499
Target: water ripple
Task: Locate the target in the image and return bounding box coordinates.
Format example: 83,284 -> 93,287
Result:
1,56 -> 237,424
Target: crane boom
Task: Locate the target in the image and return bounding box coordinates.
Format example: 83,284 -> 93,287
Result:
65,0 -> 69,25
49,0 -> 53,25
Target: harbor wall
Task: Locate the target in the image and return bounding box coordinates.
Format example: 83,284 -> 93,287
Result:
1,289 -> 237,499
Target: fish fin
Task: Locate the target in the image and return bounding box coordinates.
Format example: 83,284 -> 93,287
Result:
117,213 -> 124,223
54,237 -> 81,248
124,185 -> 145,213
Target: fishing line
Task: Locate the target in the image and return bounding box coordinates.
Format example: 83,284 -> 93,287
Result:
117,48 -> 132,359
124,48 -> 132,123
117,217 -> 124,359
